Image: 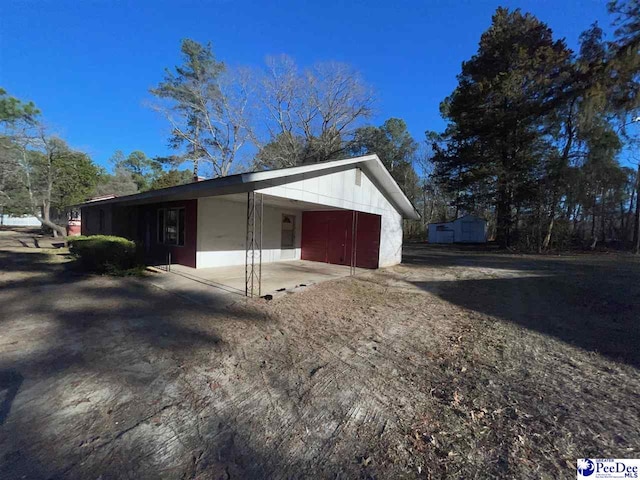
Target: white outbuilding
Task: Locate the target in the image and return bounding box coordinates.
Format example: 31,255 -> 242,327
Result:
428,215 -> 487,244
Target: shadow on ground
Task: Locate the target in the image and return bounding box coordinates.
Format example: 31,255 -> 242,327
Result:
2,238 -> 639,479
0,246 -> 281,478
403,243 -> 640,369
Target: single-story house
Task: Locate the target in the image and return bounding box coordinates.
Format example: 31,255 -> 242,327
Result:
427,215 -> 487,244
80,155 -> 420,273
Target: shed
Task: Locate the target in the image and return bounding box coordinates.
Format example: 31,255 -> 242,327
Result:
428,215 -> 487,244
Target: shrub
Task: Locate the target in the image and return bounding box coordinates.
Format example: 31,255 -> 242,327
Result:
68,235 -> 138,273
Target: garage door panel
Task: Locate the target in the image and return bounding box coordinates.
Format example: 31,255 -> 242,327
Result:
301,212 -> 329,263
327,211 -> 352,265
354,212 -> 381,269
301,210 -> 380,269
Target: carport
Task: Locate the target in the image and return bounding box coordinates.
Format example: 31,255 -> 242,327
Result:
184,191 -> 381,297
161,259 -> 365,299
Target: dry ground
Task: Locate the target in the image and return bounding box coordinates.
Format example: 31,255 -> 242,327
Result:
1,229 -> 639,479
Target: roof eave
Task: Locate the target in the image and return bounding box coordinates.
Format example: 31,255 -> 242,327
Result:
78,154 -> 422,220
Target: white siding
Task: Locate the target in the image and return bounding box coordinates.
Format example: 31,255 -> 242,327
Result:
256,167 -> 403,267
0,215 -> 41,227
196,197 -> 303,268
428,216 -> 487,244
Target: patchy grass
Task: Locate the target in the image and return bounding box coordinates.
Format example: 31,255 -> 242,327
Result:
104,264 -> 148,277
0,236 -> 638,479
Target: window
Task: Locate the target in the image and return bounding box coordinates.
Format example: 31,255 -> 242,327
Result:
355,168 -> 362,186
281,214 -> 295,248
157,207 -> 185,246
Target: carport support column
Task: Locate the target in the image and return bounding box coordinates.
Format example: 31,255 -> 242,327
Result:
350,210 -> 358,275
245,191 -> 263,297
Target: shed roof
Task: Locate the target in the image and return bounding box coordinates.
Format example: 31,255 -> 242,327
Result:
428,214 -> 486,225
80,154 -> 421,219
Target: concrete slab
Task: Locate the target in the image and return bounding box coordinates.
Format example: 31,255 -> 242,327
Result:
149,260 -> 365,303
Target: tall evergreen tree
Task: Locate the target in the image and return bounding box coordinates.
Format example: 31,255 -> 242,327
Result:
349,118 -> 420,202
111,150 -> 162,191
608,0 -> 640,252
432,8 -> 574,247
150,39 -> 251,178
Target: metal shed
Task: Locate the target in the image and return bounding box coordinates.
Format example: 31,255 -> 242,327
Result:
428,215 -> 487,244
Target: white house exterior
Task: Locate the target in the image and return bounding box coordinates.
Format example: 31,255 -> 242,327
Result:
428,215 -> 487,244
0,215 -> 41,227
80,155 -> 420,271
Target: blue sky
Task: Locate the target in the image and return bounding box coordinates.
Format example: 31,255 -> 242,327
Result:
0,0 -> 614,170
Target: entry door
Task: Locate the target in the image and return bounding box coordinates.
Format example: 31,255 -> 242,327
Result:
281,214 -> 296,259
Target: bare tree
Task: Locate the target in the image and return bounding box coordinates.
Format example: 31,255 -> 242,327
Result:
253,55 -> 375,168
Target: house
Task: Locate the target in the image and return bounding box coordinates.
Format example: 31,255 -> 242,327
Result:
80,155 -> 420,273
427,215 -> 487,244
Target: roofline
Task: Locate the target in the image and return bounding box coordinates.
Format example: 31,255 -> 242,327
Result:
428,214 -> 487,225
79,155 -> 421,220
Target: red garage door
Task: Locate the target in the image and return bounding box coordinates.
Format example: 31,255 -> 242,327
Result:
301,210 -> 381,269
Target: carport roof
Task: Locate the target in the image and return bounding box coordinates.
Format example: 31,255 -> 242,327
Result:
79,154 -> 421,220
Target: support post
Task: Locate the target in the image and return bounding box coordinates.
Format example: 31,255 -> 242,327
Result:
350,210 -> 358,275
245,191 -> 263,297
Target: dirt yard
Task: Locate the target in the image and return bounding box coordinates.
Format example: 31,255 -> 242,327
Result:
1,229 -> 639,479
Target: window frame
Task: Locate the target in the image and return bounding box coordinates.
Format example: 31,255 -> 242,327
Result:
281,214 -> 296,249
157,207 -> 185,247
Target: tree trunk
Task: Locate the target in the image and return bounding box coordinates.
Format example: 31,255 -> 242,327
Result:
514,204 -> 521,243
600,187 -> 606,244
536,198 -> 544,253
542,193 -> 558,250
620,200 -> 626,240
496,180 -> 511,248
573,204 -> 581,235
590,196 -> 597,249
543,216 -> 555,251
628,187 -> 636,243
634,164 -> 640,254
37,201 -> 66,238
